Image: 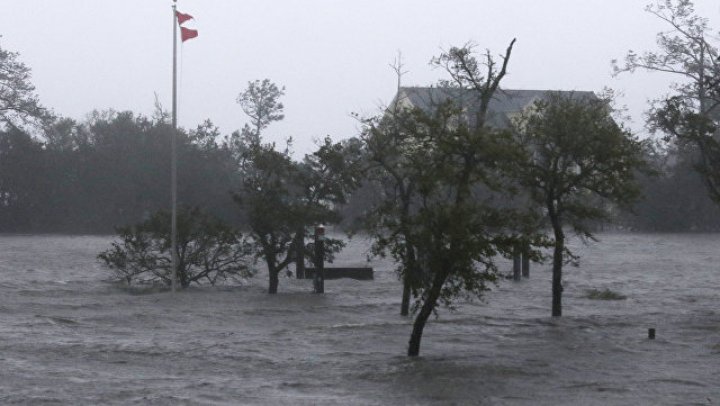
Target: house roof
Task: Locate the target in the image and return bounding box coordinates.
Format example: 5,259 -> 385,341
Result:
394,87 -> 597,129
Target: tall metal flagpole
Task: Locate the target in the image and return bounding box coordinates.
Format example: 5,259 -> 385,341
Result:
171,0 -> 178,293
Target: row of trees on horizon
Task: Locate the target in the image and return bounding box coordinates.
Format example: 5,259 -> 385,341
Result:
0,87 -> 718,233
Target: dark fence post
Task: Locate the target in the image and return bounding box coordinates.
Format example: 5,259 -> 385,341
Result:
513,247 -> 522,282
314,225 -> 325,294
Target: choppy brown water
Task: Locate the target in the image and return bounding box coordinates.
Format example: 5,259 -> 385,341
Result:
0,233 -> 718,405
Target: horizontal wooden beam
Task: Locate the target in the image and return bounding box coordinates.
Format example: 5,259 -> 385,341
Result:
300,267 -> 374,280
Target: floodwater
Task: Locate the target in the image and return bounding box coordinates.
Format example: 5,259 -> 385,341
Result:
0,233 -> 718,405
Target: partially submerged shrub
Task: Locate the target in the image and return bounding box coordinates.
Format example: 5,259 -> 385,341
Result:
99,207 -> 254,288
585,288 -> 626,300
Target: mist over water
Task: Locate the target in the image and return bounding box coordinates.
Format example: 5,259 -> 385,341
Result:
1,233 -> 718,405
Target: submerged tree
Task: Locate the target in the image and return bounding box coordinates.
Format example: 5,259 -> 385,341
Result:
231,78 -> 299,294
363,39 -> 547,356
293,136 -> 363,278
362,107 -> 426,316
232,79 -> 357,293
512,93 -> 649,317
234,141 -> 302,294
403,104 -> 539,357
359,53 -> 417,316
99,207 -> 254,287
235,136 -> 360,294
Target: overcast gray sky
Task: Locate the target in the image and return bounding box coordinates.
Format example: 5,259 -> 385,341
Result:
1,1 -> 719,155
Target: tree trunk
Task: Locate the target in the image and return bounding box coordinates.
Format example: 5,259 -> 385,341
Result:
295,228 -> 305,278
400,242 -> 415,316
266,253 -> 279,294
408,268 -> 447,357
177,262 -> 190,288
551,222 -> 564,317
268,267 -> 279,294
401,277 -> 411,316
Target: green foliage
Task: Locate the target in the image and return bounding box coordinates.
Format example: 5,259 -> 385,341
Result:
235,141 -> 303,270
360,39 -> 550,356
361,107 -> 433,311
299,136 -> 364,210
513,92 -> 649,316
229,79 -> 304,293
98,207 -> 254,288
515,93 -> 650,236
369,104 -> 545,353
232,79 -> 360,293
364,103 -> 542,298
585,288 -> 627,300
233,137 -> 356,292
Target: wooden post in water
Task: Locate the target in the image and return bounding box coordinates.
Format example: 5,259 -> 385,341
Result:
648,328 -> 656,339
313,225 -> 325,294
522,247 -> 530,278
513,248 -> 522,282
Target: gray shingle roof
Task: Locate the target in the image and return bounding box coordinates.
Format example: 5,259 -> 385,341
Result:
394,87 -> 597,129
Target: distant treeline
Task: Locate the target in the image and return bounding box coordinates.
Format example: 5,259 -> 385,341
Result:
0,112 -> 243,233
0,111 -> 717,234
618,143 -> 720,232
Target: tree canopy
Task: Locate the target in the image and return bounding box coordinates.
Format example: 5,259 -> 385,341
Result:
99,207 -> 254,288
0,41 -> 49,129
513,93 -> 650,316
361,39 -> 550,356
